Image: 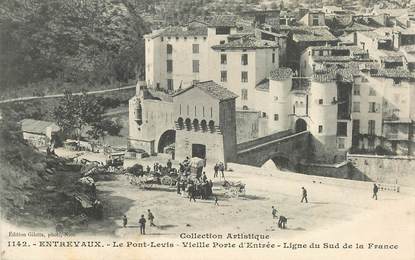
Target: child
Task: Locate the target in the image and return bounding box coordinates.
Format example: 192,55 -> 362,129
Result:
122,215 -> 127,228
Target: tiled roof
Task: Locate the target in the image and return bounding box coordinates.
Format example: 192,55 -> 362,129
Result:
344,21 -> 374,32
379,55 -> 404,63
312,63 -> 362,83
211,35 -> 279,50
208,15 -> 239,27
173,81 -> 238,101
255,78 -> 270,91
290,27 -> 339,42
20,119 -> 60,135
370,68 -> 415,79
158,26 -> 208,37
269,67 -> 293,81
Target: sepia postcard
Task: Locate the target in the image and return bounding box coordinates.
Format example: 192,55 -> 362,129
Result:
0,0 -> 414,259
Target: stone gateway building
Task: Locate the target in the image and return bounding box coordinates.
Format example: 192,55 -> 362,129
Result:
129,80 -> 238,165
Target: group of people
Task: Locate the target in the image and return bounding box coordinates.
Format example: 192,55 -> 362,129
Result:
213,162 -> 225,179
122,209 -> 156,235
269,187 -> 309,230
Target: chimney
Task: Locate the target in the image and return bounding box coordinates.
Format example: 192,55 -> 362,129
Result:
407,20 -> 411,28
353,32 -> 358,45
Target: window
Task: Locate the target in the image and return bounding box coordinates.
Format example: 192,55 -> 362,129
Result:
241,54 -> 248,65
318,125 -> 323,133
274,96 -> 278,101
167,60 -> 173,72
241,71 -> 248,82
221,54 -> 227,65
368,120 -> 376,135
167,44 -> 172,54
312,15 -> 319,26
274,114 -> 279,121
353,102 -> 360,112
220,71 -> 227,82
216,27 -> 231,35
353,84 -> 360,95
192,60 -> 199,73
369,87 -> 376,96
318,99 -> 323,105
262,112 -> 267,118
220,40 -> 225,44
192,44 -> 199,54
272,53 -> 275,63
167,79 -> 173,91
338,138 -> 345,149
241,89 -> 248,100
368,102 -> 378,113
337,122 -> 347,136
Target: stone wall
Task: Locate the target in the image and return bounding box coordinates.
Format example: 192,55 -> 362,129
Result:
175,130 -> 225,165
235,110 -> 260,144
300,161 -> 351,179
347,154 -> 415,187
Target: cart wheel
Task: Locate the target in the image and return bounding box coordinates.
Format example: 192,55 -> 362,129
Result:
161,176 -> 173,186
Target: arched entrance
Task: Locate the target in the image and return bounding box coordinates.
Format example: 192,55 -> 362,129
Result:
295,118 -> 307,133
158,129 -> 176,154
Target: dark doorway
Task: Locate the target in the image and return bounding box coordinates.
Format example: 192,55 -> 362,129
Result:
158,130 -> 176,153
192,144 -> 206,159
295,118 -> 307,133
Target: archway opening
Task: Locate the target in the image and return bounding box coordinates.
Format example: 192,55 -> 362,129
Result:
158,130 -> 176,156
177,117 -> 184,130
208,120 -> 215,133
185,118 -> 191,130
193,119 -> 199,131
201,119 -> 207,132
295,118 -> 307,133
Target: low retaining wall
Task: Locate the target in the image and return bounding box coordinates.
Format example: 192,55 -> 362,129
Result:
347,153 -> 415,187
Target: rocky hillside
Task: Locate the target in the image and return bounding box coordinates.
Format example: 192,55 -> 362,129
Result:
0,0 -> 150,97
0,113 -> 82,227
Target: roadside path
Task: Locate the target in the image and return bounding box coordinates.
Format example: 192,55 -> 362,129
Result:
0,85 -> 136,104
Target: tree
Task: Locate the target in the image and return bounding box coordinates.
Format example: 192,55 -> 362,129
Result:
87,118 -> 122,141
53,90 -> 104,144
270,1 -> 278,9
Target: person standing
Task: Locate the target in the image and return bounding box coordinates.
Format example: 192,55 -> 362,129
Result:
214,164 -> 219,178
301,187 -> 308,203
219,163 -> 225,179
122,215 -> 128,228
202,172 -> 207,182
167,159 -> 172,170
147,209 -> 156,227
189,184 -> 196,202
176,179 -> 181,195
139,215 -> 146,235
372,183 -> 379,200
272,206 -> 278,219
214,196 -> 219,206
